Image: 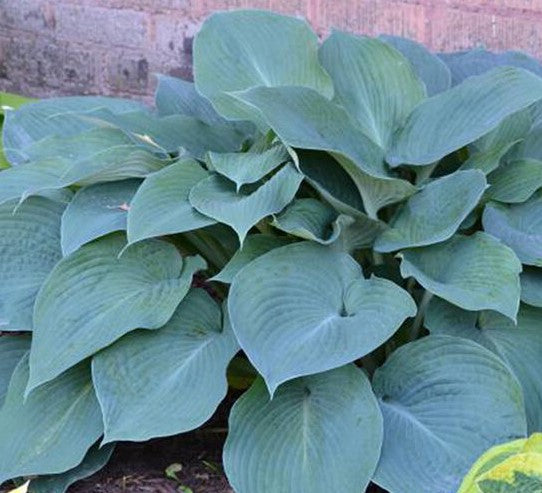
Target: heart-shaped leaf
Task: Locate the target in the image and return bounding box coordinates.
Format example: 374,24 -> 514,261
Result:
92,289 -> 239,443
375,170 -> 486,252
189,163 -> 303,244
127,159 -> 215,245
372,335 -> 527,493
224,365 -> 383,493
483,194 -> 542,266
399,232 -> 521,320
29,233 -> 206,391
0,356 -> 103,484
193,9 -> 333,121
61,179 -> 141,256
0,197 -> 65,331
229,241 -> 416,394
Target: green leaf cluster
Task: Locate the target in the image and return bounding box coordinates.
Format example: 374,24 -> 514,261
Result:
1,10 -> 542,493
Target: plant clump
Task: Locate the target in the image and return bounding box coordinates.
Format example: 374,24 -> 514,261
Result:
1,9 -> 542,493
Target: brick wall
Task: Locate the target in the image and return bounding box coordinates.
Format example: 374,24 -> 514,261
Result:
1,0 -> 542,100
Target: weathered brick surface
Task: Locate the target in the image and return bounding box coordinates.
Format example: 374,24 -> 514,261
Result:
1,0 -> 542,99
430,6 -> 542,54
56,4 -> 149,48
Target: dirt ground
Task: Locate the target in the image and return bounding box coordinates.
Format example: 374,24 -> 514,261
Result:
67,433 -> 387,493
69,432 -> 233,493
1,395 -> 387,493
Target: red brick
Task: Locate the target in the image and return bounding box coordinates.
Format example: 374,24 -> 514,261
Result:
430,6 -> 542,56
0,0 -> 56,32
105,49 -> 151,93
2,0 -> 542,100
0,33 -> 101,92
56,4 -> 150,48
310,0 -> 427,42
436,0 -> 542,14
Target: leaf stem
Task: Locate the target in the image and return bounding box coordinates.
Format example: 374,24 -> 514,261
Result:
409,290 -> 433,341
415,162 -> 438,185
360,353 -> 378,376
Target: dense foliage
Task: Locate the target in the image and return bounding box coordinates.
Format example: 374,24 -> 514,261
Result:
1,9 -> 542,493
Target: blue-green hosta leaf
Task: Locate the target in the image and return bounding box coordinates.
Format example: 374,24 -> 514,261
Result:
61,179 -> 141,256
483,194 -> 542,266
440,48 -> 542,85
29,443 -> 114,493
487,159 -> 542,203
521,267 -> 542,308
426,300 -> 542,432
224,365 -> 383,493
28,234 -> 206,391
375,170 -> 486,252
297,150 -> 364,213
155,74 -> 226,124
92,289 -> 239,443
425,296 -> 480,337
399,232 -> 521,320
211,234 -> 291,284
0,197 -> 64,331
475,109 -> 532,154
193,9 -> 333,121
297,151 -> 387,245
271,198 -> 339,244
380,35 -> 451,96
333,215 -> 387,252
232,86 -> 386,178
233,86 -> 416,214
93,110 -> 248,159
127,159 -> 215,245
228,242 -> 416,394
0,335 -> 30,406
320,31 -> 425,149
0,128 -> 167,206
513,126 -> 542,161
2,96 -> 143,165
0,356 -> 103,484
388,67 -> 542,166
460,140 -> 521,175
207,144 -> 289,191
189,163 -> 303,244
372,335 -> 527,493
461,110 -> 532,175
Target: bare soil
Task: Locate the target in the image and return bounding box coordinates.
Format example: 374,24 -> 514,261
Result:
1,395 -> 387,493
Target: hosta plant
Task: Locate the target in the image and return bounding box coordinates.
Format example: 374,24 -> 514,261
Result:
458,433 -> 542,493
1,9 -> 542,493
